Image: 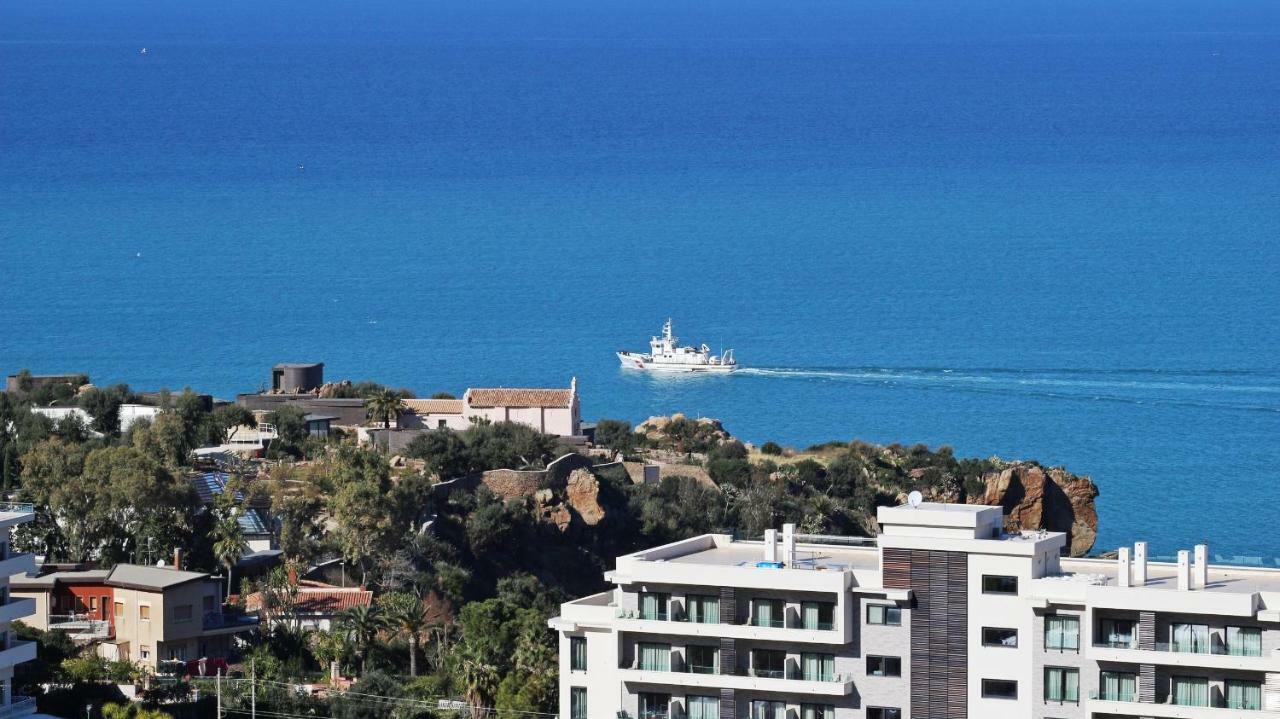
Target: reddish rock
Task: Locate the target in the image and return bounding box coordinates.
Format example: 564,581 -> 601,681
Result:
566,468 -> 606,526
967,465 -> 1099,556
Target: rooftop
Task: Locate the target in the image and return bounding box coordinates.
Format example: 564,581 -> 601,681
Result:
664,540 -> 879,572
107,564 -> 209,591
1058,557 -> 1280,596
466,387 -> 574,409
402,398 -> 465,414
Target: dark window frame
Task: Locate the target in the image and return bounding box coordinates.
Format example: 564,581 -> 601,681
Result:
982,575 -> 1019,595
867,708 -> 902,719
982,679 -> 1018,699
866,604 -> 902,626
570,636 -> 587,672
866,655 -> 902,677
981,626 -> 1019,648
1043,666 -> 1080,704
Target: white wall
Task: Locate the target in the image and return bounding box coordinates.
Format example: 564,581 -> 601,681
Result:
967,552 -> 1037,717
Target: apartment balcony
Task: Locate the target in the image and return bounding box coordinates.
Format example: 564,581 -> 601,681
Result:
0,696 -> 37,719
48,613 -> 112,641
0,598 -> 34,626
618,665 -> 854,696
1090,642 -> 1280,672
0,641 -> 37,669
1088,692 -> 1280,718
615,613 -> 841,644
0,553 -> 36,580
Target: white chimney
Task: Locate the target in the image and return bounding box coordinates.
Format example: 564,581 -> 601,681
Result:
1133,541 -> 1148,586
1177,550 -> 1191,591
1117,547 -> 1131,587
782,523 -> 796,567
764,529 -> 778,563
1194,544 -> 1208,589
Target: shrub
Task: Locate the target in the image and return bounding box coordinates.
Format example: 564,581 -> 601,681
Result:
760,441 -> 783,456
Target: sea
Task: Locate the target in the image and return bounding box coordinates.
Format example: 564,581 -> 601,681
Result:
2,0 -> 1279,559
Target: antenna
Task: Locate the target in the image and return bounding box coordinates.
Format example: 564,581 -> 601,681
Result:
907,491 -> 923,509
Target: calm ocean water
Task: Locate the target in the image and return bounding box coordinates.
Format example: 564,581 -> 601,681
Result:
3,0 -> 1279,557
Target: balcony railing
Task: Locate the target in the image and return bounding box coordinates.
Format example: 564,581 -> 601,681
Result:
0,696 -> 36,719
1095,640 -> 1265,658
1089,690 -> 1137,703
750,619 -> 785,629
203,612 -> 259,630
637,612 -> 668,622
684,664 -> 717,675
1094,640 -> 1137,650
0,504 -> 34,516
48,614 -> 112,639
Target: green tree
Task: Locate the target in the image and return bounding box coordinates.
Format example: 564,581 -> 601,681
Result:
212,511 -> 248,600
77,383 -> 131,435
205,404 -> 256,445
380,592 -> 431,677
592,419 -> 634,455
404,429 -> 471,479
364,389 -> 406,429
266,405 -> 309,451
337,604 -> 386,676
130,413 -> 192,468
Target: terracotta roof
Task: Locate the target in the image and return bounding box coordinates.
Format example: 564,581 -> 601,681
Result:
244,585 -> 372,616
466,388 -> 574,409
402,399 -> 464,414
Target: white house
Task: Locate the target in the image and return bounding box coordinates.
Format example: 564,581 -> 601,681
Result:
399,378 -> 581,437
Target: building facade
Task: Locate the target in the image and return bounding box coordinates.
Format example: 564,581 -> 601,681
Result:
551,502 -> 1280,719
0,504 -> 38,717
398,379 -> 582,437
13,564 -> 258,670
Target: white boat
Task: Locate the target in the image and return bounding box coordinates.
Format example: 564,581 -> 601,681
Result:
617,319 -> 738,373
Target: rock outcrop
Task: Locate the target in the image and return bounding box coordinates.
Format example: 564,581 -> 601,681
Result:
565,468 -> 606,526
967,465 -> 1099,556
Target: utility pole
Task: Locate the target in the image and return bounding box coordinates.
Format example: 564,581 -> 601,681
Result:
216,668 -> 222,719
250,658 -> 256,719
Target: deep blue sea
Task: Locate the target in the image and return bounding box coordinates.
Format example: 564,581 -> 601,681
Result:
3,0 -> 1279,558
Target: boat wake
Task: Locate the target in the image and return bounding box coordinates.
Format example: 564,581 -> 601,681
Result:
734,366 -> 1280,414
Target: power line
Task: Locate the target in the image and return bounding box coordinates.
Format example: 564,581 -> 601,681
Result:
219,676 -> 559,719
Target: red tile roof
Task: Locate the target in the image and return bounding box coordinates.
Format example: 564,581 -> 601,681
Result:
402,399 -> 464,414
466,388 -> 574,409
244,584 -> 372,616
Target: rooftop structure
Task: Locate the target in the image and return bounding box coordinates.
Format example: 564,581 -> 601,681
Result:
399,378 -> 581,437
551,501 -> 1280,719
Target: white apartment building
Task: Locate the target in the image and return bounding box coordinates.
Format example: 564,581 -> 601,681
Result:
0,504 -> 39,718
551,501 -> 1280,719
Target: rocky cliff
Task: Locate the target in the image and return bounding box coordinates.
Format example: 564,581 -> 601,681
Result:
968,465 -> 1099,556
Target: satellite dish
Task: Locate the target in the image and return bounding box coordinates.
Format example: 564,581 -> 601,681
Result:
908,491 -> 923,509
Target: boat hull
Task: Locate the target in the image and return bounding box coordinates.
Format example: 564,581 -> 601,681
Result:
617,352 -> 738,373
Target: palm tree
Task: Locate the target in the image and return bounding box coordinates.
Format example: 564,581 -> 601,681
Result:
456,639 -> 499,719
212,513 -> 248,601
364,389 -> 406,429
380,592 -> 429,677
339,603 -> 386,676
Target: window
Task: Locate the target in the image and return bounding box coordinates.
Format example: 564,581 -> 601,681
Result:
1043,667 -> 1079,703
168,646 -> 186,660
982,679 -> 1017,699
1226,679 -> 1262,710
1171,623 -> 1210,654
800,601 -> 835,630
639,592 -> 669,621
437,419 -> 447,429
639,693 -> 670,719
1227,626 -> 1263,657
748,700 -> 784,719
866,604 -> 901,626
1097,618 -> 1136,649
751,598 -> 783,628
570,688 -> 587,719
139,604 -> 151,621
139,646 -> 150,660
570,637 -> 587,671
867,709 -> 901,719
686,645 -> 718,674
800,704 -> 835,719
866,655 -> 901,677
637,642 -> 671,671
982,575 -> 1018,595
174,604 -> 193,622
982,627 -> 1018,647
114,601 -> 124,619
798,653 -> 834,681
1172,676 -> 1209,707
751,649 -> 785,679
687,696 -> 718,719
1098,671 -> 1136,702
1045,615 -> 1079,651
88,597 -> 97,611
685,595 -> 720,624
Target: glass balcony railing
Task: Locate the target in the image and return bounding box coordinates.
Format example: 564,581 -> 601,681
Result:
750,618 -> 785,629
638,612 -> 669,622
685,664 -> 718,675
1093,639 -> 1137,649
